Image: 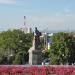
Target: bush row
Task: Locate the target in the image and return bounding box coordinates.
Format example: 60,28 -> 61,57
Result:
0,65 -> 75,75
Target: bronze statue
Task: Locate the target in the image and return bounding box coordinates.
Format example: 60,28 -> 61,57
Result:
29,27 -> 42,65
34,27 -> 41,50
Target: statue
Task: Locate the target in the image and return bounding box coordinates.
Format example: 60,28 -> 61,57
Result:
29,27 -> 42,65
34,27 -> 41,50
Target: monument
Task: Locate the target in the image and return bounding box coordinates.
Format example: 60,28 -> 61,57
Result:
29,27 -> 42,65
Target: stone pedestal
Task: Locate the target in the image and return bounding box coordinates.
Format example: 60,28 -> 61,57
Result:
29,48 -> 42,65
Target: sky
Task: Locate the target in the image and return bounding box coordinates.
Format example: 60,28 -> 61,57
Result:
0,0 -> 75,31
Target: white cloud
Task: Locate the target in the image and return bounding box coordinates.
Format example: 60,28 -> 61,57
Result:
0,0 -> 16,4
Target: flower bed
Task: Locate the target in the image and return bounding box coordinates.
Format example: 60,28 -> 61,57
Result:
0,65 -> 75,75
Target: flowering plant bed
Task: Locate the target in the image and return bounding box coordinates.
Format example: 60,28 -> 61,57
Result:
0,65 -> 75,75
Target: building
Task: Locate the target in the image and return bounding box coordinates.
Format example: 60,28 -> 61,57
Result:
20,27 -> 32,34
42,32 -> 53,51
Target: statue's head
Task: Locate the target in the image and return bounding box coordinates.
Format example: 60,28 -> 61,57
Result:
35,27 -> 37,31
35,27 -> 41,36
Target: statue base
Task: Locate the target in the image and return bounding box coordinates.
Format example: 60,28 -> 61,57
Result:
29,48 -> 42,65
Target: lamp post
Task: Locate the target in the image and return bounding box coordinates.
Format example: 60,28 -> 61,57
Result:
19,40 -> 25,64
8,49 -> 13,64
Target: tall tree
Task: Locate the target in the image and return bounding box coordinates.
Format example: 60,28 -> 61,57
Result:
50,32 -> 75,65
0,29 -> 33,64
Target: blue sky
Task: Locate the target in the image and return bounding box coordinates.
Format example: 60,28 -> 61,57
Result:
0,0 -> 75,31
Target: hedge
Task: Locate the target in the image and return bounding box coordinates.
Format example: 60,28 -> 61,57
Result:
0,65 -> 75,75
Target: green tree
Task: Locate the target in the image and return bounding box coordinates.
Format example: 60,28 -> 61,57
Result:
0,29 -> 33,64
50,32 -> 75,65
13,52 -> 23,65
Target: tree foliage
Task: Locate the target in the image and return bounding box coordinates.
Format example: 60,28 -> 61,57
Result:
50,32 -> 75,65
0,29 -> 33,64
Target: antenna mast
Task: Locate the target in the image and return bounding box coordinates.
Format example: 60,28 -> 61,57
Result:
24,16 -> 26,28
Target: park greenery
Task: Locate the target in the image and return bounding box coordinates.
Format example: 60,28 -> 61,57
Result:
0,29 -> 33,64
49,32 -> 75,65
0,29 -> 75,65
